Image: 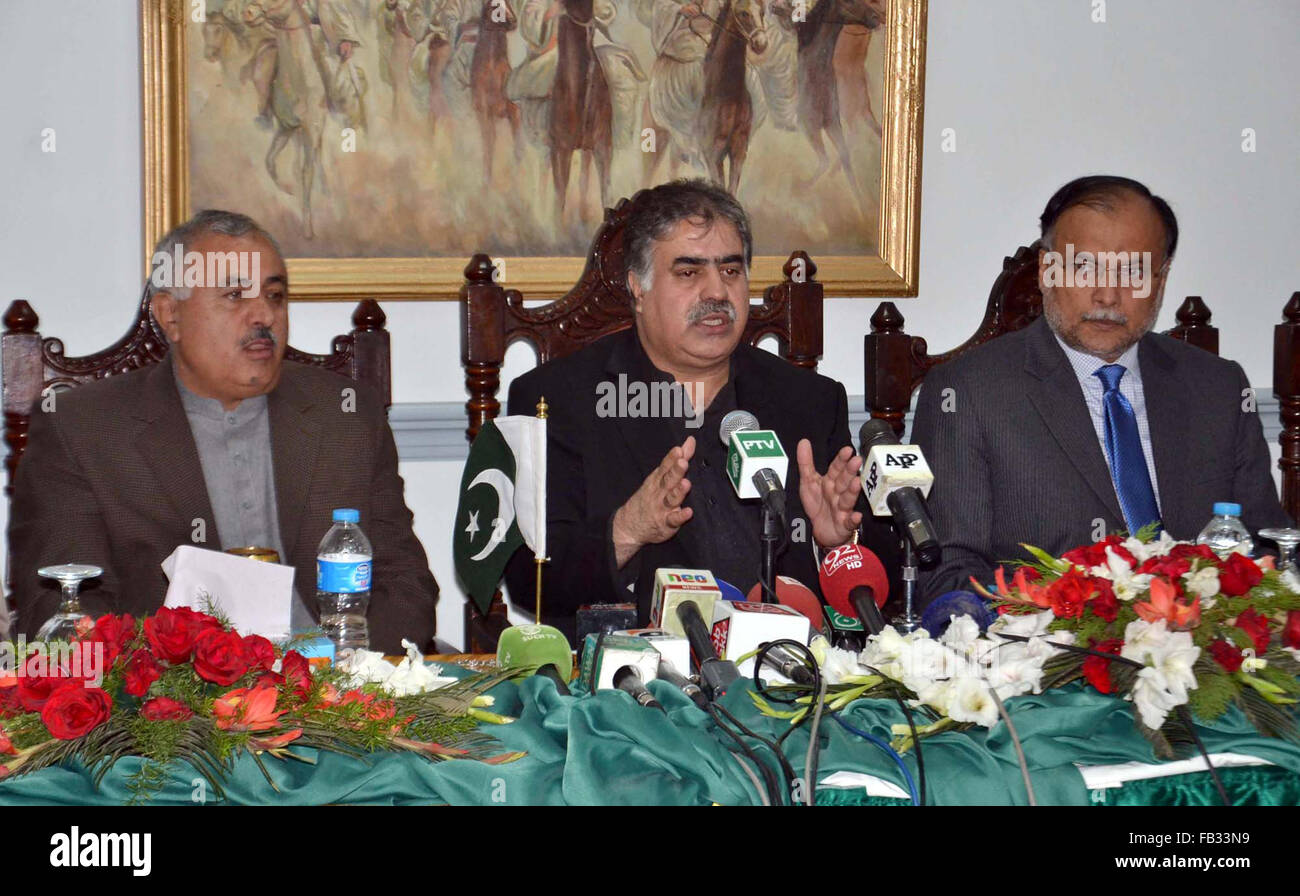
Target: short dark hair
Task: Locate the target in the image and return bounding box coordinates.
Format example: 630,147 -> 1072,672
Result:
623,179 -> 753,292
1039,175 -> 1178,261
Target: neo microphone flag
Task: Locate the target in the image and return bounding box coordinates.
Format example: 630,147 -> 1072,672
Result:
453,416 -> 547,614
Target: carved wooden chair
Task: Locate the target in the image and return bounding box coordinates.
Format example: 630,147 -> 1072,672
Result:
864,241 -> 1220,434
1272,292 -> 1300,523
460,192 -> 826,651
2,293 -> 392,626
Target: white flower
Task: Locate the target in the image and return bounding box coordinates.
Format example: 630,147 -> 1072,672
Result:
1119,618 -> 1170,664
983,650 -> 1045,700
335,640 -> 447,696
1182,566 -> 1220,601
1241,649 -> 1267,675
811,636 -> 870,685
914,680 -> 954,717
988,609 -> 1056,640
1131,667 -> 1184,730
946,677 -> 1001,728
940,615 -> 981,652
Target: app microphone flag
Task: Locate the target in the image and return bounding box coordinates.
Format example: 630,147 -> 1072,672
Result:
453,416 -> 546,614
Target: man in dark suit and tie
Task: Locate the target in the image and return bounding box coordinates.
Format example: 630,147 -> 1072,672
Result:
504,179 -> 894,638
9,210 -> 439,653
912,175 -> 1291,601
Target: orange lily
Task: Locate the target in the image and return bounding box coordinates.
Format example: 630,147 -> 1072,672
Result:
249,729 -> 302,751
1257,555 -> 1277,571
1135,577 -> 1201,630
212,685 -> 287,732
971,567 -> 1050,608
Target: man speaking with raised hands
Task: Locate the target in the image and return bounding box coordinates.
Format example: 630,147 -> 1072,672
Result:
503,179 -> 895,639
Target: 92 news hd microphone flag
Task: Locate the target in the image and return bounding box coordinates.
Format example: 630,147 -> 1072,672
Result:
453,416 -> 547,615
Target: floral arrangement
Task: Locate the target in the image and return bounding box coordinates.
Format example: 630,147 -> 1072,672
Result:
0,607 -> 523,802
754,533 -> 1300,757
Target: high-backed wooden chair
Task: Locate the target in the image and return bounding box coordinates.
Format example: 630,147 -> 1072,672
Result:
2,294 -> 392,627
460,192 -> 826,651
1272,292 -> 1300,523
864,241 -> 1220,434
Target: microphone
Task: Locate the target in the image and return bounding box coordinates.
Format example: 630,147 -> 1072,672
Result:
613,665 -> 665,712
746,575 -> 827,635
758,641 -> 817,686
720,410 -> 789,526
819,544 -> 891,636
675,601 -> 740,700
535,663 -> 572,697
858,420 -> 941,565
657,657 -> 709,709
919,590 -> 996,638
496,623 -> 574,685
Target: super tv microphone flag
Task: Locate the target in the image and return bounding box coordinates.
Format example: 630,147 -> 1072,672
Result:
453,415 -> 547,615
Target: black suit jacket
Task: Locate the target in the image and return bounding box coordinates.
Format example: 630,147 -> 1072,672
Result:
9,355 -> 439,653
504,328 -> 898,639
911,316 -> 1291,601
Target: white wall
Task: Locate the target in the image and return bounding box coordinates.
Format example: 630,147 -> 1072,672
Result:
3,0 -> 1298,647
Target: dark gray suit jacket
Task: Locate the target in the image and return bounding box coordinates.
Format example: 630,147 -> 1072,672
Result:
911,316 -> 1291,601
8,355 -> 439,653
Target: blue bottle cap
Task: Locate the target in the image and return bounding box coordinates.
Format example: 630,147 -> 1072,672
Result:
332,508 -> 360,523
1213,502 -> 1242,517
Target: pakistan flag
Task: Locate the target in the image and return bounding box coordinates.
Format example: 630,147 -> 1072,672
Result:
453,416 -> 547,614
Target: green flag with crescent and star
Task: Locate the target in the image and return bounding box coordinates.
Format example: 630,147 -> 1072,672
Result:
453,416 -> 547,615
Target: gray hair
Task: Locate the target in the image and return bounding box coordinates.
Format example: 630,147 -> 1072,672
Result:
146,209 -> 282,300
624,179 -> 753,294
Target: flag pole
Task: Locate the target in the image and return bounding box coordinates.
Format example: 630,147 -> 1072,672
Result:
534,396 -> 549,624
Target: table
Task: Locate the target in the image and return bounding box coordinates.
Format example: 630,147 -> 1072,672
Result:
3,667 -> 1298,805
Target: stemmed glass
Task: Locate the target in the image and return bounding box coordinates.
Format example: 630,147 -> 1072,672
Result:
35,563 -> 102,641
1259,528 -> 1300,578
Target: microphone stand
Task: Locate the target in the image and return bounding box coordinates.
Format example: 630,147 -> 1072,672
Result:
894,537 -> 922,633
759,505 -> 781,602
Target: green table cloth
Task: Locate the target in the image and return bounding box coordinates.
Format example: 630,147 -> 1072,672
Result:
3,676 -> 1298,805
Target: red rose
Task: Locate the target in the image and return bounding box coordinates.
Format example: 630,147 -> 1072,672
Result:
1083,639 -> 1123,694
17,671 -> 83,713
255,671 -> 285,690
0,684 -> 21,719
123,649 -> 163,698
1209,639 -> 1245,672
1087,578 -> 1119,622
1064,536 -> 1135,569
140,697 -> 194,721
1044,568 -> 1092,619
0,726 -> 15,755
144,607 -> 220,664
1219,553 -> 1264,597
1234,607 -> 1271,653
1283,611 -> 1300,651
280,651 -> 312,700
193,628 -> 252,686
79,614 -> 137,666
1137,556 -> 1192,579
40,686 -> 112,740
1169,543 -> 1219,563
242,635 -> 276,672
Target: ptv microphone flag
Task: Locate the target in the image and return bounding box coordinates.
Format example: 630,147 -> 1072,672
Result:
453,415 -> 547,614
725,429 -> 788,500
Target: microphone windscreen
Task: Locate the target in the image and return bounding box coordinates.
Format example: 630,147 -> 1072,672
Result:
746,576 -> 826,633
496,623 -> 574,681
818,545 -> 890,622
919,591 -> 995,637
715,578 -> 747,603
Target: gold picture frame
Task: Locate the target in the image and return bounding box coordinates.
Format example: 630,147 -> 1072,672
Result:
142,0 -> 926,301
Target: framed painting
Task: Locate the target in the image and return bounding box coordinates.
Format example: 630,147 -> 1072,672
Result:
142,0 -> 926,300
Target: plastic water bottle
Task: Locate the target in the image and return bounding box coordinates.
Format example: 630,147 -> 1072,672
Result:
316,508 -> 373,652
1196,502 -> 1254,558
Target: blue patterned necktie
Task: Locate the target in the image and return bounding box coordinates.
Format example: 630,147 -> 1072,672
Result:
1093,364 -> 1162,535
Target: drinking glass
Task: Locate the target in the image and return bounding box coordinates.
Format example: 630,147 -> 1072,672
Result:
1260,528 -> 1300,577
35,563 -> 102,641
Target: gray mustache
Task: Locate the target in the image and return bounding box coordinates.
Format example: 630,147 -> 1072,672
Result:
1081,309 -> 1128,324
240,326 -> 277,347
686,300 -> 737,325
